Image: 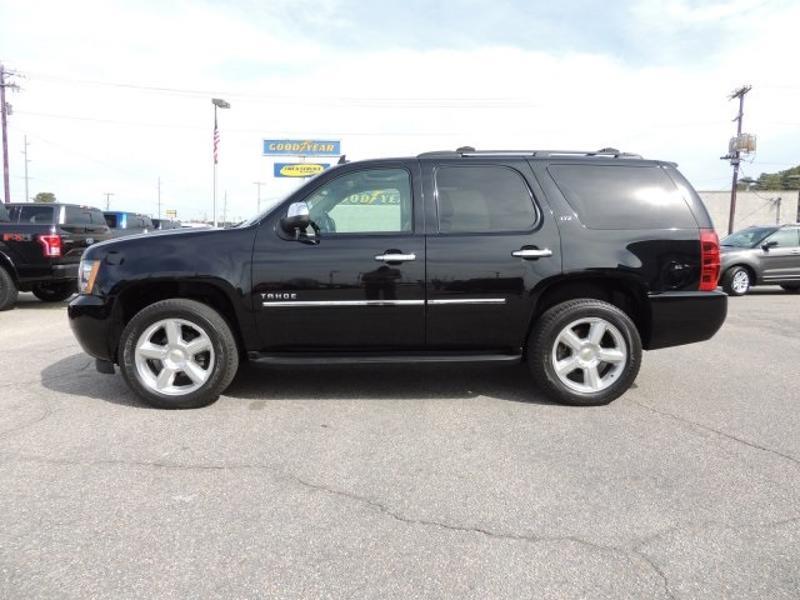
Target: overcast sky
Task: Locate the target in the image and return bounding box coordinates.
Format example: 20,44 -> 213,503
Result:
0,0 -> 798,222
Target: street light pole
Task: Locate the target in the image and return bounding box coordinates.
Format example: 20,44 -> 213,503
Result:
211,98 -> 230,227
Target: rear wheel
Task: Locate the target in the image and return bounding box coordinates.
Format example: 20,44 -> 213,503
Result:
780,284 -> 800,293
721,266 -> 751,296
32,281 -> 77,303
0,267 -> 18,311
119,299 -> 239,409
527,299 -> 642,406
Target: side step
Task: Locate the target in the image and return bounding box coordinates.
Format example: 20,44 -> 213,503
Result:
247,351 -> 523,366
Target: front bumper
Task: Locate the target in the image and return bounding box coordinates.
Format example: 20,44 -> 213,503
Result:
68,294 -> 117,362
645,290 -> 727,350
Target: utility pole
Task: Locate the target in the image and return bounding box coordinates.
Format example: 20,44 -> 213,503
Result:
157,177 -> 161,219
721,85 -> 752,235
104,192 -> 114,210
254,181 -> 264,214
22,134 -> 30,202
1,63 -> 20,205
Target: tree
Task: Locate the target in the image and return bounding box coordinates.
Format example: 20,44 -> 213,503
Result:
33,192 -> 56,203
739,165 -> 800,190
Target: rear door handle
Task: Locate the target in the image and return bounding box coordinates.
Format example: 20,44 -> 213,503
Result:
375,253 -> 416,262
512,248 -> 553,259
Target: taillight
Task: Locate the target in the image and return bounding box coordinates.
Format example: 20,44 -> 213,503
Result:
699,228 -> 720,291
37,234 -> 63,258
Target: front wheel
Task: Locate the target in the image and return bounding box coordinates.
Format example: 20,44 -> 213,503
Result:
721,266 -> 751,296
527,299 -> 642,406
32,281 -> 77,303
119,299 -> 239,409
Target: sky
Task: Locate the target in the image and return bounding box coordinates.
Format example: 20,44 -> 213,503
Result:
0,0 -> 798,222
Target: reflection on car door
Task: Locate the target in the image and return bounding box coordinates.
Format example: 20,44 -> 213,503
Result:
251,161 -> 426,351
760,227 -> 800,282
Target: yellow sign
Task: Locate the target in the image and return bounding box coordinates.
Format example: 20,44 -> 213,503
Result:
165,209 -> 177,218
276,163 -> 329,178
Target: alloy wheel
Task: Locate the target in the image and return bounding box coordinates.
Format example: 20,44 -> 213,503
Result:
134,318 -> 215,396
551,317 -> 628,394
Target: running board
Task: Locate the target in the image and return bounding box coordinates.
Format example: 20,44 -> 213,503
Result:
247,351 -> 523,366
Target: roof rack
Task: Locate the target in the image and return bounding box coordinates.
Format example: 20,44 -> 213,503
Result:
417,147 -> 643,159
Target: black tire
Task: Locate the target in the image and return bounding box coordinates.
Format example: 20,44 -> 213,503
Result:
32,281 -> 77,303
780,284 -> 800,293
0,266 -> 18,311
118,299 -> 239,409
721,266 -> 751,296
527,299 -> 642,406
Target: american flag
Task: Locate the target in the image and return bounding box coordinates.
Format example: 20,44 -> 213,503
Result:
213,114 -> 220,164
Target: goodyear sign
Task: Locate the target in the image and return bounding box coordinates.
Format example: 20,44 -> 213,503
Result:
341,190 -> 400,205
274,163 -> 331,178
263,139 -> 341,156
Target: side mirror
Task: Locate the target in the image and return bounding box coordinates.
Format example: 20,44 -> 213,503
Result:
281,202 -> 310,234
761,240 -> 778,251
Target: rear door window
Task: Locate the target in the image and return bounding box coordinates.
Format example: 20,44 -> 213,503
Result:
8,205 -> 55,224
65,206 -> 93,226
104,214 -> 118,228
434,165 -> 537,234
548,164 -> 697,230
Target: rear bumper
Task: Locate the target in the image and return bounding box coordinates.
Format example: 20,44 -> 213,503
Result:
52,262 -> 79,280
68,295 -> 117,362
645,290 -> 727,350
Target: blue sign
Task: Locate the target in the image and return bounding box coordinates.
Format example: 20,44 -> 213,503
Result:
273,163 -> 331,178
263,139 -> 341,156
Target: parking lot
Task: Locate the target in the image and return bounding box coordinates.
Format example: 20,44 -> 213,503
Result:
0,291 -> 797,599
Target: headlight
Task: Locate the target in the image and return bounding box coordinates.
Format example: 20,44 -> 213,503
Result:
78,259 -> 101,294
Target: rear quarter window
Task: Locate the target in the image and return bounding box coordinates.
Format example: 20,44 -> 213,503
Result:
548,164 -> 697,230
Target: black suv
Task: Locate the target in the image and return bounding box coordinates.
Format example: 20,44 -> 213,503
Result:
0,202 -> 111,309
68,148 -> 727,408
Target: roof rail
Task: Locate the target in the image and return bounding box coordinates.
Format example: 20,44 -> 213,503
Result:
417,147 -> 643,159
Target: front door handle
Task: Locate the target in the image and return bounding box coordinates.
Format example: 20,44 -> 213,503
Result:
512,248 -> 553,259
375,252 -> 416,262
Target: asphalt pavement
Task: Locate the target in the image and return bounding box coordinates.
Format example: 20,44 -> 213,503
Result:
0,289 -> 798,599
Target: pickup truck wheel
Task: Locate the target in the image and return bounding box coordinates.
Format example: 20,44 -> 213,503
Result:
32,281 -> 77,303
0,267 -> 18,311
527,299 -> 642,406
119,299 -> 239,409
721,266 -> 751,296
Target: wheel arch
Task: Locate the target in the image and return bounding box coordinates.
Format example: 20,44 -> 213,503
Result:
110,279 -> 251,362
525,274 -> 650,352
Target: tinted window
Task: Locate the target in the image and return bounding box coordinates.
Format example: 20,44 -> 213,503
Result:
307,168 -> 413,234
90,209 -> 107,225
0,204 -> 9,222
8,205 -> 55,224
548,164 -> 696,230
435,165 -> 536,234
65,207 -> 92,225
104,214 -> 118,228
764,228 -> 799,247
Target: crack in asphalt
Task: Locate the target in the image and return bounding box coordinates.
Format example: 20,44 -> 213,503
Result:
628,399 -> 800,468
2,452 -> 674,597
7,453 -> 800,598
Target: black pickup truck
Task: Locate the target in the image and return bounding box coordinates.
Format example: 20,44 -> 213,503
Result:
0,202 -> 111,310
68,148 -> 727,409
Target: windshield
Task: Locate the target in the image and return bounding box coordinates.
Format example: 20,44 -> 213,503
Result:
721,226 -> 777,248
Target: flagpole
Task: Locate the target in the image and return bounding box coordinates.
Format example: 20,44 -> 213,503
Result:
210,98 -> 230,228
212,104 -> 217,228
